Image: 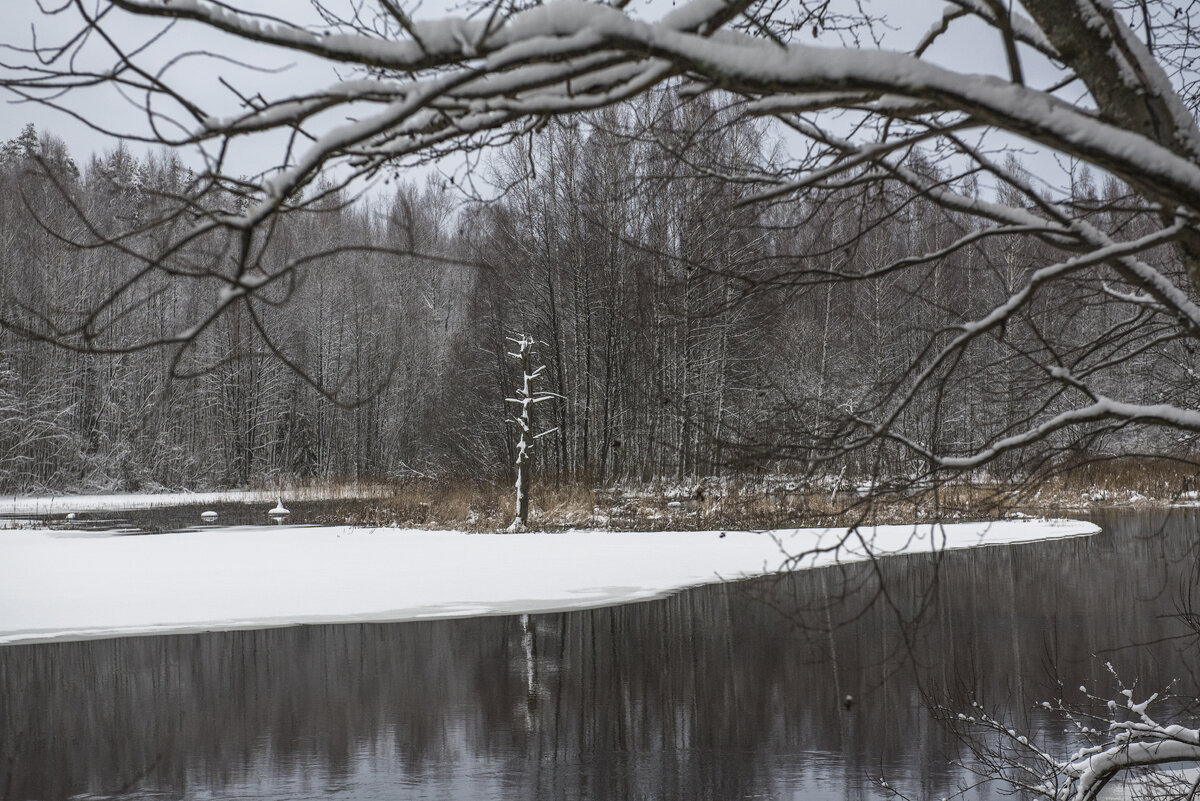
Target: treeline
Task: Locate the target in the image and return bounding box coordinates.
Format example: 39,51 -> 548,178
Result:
0,88 -> 1189,493
0,124 -> 466,490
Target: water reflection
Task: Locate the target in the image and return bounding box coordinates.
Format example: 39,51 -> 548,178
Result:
2,509 -> 1197,800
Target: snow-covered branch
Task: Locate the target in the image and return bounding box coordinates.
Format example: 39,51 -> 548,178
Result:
935,675 -> 1200,801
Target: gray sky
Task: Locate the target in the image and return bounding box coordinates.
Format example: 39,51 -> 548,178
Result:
1,1 -> 1073,194
3,2 -> 342,176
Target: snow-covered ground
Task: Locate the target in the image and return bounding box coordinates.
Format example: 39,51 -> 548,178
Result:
0,519 -> 1099,645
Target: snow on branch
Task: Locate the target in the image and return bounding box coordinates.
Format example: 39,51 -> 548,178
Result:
82,0 -> 1200,220
934,671 -> 1200,801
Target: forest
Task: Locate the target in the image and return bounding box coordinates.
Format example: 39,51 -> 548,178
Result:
0,86 -> 1191,494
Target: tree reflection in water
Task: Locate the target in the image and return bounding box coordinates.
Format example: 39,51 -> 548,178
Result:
2,509 -> 1196,800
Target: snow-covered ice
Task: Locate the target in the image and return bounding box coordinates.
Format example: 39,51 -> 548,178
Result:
0,519 -> 1098,645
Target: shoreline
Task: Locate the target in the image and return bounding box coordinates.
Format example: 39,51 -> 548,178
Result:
2,476 -> 1196,533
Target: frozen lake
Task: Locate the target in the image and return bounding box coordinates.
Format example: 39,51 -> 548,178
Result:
1,508 -> 1197,800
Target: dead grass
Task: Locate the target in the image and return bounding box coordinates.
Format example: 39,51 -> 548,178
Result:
306,457 -> 1200,531
302,478 -> 1002,532
244,477 -> 395,502
1049,456 -> 1200,500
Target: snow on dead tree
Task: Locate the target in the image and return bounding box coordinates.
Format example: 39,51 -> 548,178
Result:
505,334 -> 559,531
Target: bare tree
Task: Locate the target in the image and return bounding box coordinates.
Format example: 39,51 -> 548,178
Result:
506,333 -> 558,530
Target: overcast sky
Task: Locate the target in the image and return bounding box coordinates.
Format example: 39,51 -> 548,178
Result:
1,1 -> 1071,193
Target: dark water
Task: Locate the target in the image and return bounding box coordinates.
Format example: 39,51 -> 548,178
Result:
2,509 -> 1197,800
0,498 -> 360,534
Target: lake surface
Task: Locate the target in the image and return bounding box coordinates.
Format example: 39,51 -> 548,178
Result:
0,497 -> 360,533
2,509 -> 1197,800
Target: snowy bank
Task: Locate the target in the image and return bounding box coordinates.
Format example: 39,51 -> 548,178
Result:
0,519 -> 1098,645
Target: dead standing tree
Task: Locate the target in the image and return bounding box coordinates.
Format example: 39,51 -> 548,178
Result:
506,334 -> 558,531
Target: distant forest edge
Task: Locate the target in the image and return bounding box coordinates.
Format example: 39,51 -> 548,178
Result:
0,90 -> 1195,495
